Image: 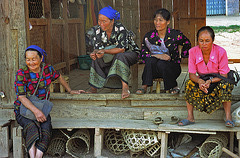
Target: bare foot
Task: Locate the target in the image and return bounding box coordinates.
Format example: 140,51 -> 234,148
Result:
122,89 -> 130,99
85,87 -> 97,94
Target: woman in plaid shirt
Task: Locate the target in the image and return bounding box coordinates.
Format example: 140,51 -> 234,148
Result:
14,45 -> 84,158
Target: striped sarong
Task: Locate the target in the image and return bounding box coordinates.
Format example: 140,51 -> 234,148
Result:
16,113 -> 52,153
89,51 -> 138,89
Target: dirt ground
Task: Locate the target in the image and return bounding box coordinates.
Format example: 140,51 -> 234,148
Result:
214,32 -> 240,59
206,16 -> 240,59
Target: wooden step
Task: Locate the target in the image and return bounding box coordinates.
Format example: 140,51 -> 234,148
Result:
51,93 -> 227,120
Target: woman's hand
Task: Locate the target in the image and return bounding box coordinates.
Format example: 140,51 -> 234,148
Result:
96,50 -> 105,58
34,109 -> 47,123
90,50 -> 98,60
198,79 -> 211,94
70,90 -> 85,94
152,54 -> 171,61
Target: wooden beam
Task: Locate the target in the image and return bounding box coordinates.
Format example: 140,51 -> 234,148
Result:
29,19 -> 47,25
68,19 -> 83,24
0,126 -> 9,157
53,62 -> 66,70
24,0 -> 30,46
94,128 -> 104,157
78,4 -> 86,56
43,0 -> 52,65
69,58 -> 77,65
13,127 -> 23,158
229,59 -> 240,63
52,19 -> 64,25
62,0 -> 70,73
160,132 -> 168,158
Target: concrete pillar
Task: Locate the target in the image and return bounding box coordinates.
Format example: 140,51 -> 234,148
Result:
226,0 -> 239,16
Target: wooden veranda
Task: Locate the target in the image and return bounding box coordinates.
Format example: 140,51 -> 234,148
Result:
2,0 -> 240,158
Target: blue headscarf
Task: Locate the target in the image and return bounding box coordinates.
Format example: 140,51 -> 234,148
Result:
25,45 -> 47,62
99,6 -> 120,20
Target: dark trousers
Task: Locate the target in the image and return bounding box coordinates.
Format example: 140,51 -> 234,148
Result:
142,57 -> 181,90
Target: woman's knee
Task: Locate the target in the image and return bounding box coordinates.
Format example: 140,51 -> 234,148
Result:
145,57 -> 157,66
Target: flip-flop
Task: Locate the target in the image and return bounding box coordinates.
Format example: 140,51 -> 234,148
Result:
178,119 -> 195,126
169,116 -> 180,124
225,120 -> 235,128
170,87 -> 180,94
136,88 -> 146,95
153,117 -> 164,125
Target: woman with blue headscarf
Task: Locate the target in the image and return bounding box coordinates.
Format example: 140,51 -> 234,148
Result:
14,45 -> 85,157
86,6 -> 140,99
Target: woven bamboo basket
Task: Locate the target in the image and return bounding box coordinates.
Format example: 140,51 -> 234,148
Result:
104,129 -> 129,155
144,142 -> 161,157
199,133 -> 228,158
121,129 -> 158,152
65,129 -> 90,158
47,130 -> 67,156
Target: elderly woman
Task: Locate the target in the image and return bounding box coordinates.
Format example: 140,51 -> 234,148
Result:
86,6 -> 140,99
178,26 -> 234,127
136,8 -> 191,94
14,45 -> 85,158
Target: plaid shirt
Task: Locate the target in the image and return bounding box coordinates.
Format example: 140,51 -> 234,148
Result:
14,63 -> 60,113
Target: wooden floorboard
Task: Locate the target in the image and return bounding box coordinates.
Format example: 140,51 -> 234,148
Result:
68,63 -> 240,95
51,118 -> 240,133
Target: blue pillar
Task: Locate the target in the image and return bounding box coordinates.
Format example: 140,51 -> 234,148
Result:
226,0 -> 239,16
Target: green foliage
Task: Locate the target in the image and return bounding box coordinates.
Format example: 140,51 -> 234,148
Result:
210,25 -> 240,33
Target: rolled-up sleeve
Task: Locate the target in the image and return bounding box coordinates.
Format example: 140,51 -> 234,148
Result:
14,70 -> 26,98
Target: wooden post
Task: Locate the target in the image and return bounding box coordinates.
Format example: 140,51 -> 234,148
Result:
94,128 -> 104,157
222,147 -> 240,158
156,79 -> 161,94
62,0 -> 70,73
229,132 -> 234,152
43,0 -> 53,64
78,4 -> 86,56
237,132 -> 240,156
131,64 -> 138,92
0,126 -> 9,157
160,132 -> 168,158
24,0 -> 30,46
13,126 -> 23,158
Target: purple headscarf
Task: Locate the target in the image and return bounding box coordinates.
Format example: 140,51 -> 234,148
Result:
25,45 -> 47,62
99,6 -> 120,20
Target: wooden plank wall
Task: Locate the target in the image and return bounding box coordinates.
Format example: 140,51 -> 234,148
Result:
139,0 -> 174,43
0,0 -> 27,105
173,0 -> 206,46
24,0 -> 86,74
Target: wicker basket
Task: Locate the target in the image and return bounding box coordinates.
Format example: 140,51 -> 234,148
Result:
121,129 -> 158,152
47,130 -> 67,156
65,129 -> 90,158
144,142 -> 161,157
104,129 -> 129,155
199,133 -> 228,158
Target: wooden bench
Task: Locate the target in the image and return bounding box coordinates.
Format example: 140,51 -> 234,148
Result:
12,93 -> 240,157
12,117 -> 240,158
0,119 -> 11,157
50,75 -> 69,93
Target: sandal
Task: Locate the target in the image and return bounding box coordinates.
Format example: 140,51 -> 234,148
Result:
169,116 -> 180,124
136,88 -> 146,95
178,119 -> 195,126
225,120 -> 235,128
153,117 -> 164,125
170,87 -> 180,94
